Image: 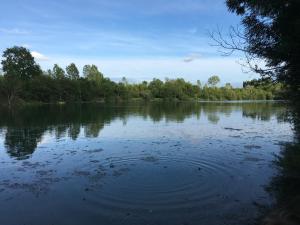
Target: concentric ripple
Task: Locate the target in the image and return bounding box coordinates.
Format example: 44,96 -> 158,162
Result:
0,102 -> 290,225
81,150 -> 242,223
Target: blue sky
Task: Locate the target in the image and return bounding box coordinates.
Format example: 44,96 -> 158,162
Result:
0,0 -> 259,85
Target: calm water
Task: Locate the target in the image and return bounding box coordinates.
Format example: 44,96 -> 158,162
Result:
0,102 -> 293,225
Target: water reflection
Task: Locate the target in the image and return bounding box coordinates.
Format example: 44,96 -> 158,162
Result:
0,102 -> 287,160
4,127 -> 44,160
263,104 -> 300,224
0,101 -> 293,225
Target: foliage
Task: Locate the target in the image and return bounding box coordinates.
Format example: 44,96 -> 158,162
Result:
0,76 -> 22,107
52,64 -> 65,80
0,47 -> 285,106
83,65 -> 103,84
1,46 -> 42,80
207,75 -> 220,87
225,0 -> 300,97
66,63 -> 79,80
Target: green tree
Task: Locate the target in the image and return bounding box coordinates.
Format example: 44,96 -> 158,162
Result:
225,83 -> 233,89
52,64 -> 65,79
207,76 -> 220,87
0,76 -> 22,107
83,65 -> 103,83
1,46 -> 42,80
224,0 -> 300,97
66,63 -> 79,80
45,69 -> 53,77
121,77 -> 128,86
197,80 -> 202,88
149,79 -> 164,98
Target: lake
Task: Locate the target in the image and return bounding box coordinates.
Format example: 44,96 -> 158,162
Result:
0,102 -> 293,225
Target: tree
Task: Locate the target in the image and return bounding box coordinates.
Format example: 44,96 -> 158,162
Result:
225,83 -> 233,89
212,1 -> 300,97
52,64 -> 65,79
197,80 -> 202,88
45,69 -> 53,77
83,65 -> 103,83
0,76 -> 22,107
121,77 -> 128,86
207,76 -> 220,87
5,126 -> 44,160
149,79 -> 163,98
66,63 -> 79,80
1,46 -> 42,80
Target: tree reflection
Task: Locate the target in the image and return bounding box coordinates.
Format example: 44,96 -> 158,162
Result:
68,124 -> 81,140
5,127 -> 44,160
0,102 -> 287,160
242,102 -> 287,121
207,113 -> 220,124
263,104 -> 300,223
85,123 -> 104,138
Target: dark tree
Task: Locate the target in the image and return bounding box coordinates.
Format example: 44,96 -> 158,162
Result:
66,63 -> 80,80
0,76 -> 22,107
212,0 -> 300,96
5,127 -> 44,160
83,64 -> 103,84
207,75 -> 220,87
1,46 -> 42,80
52,64 -> 65,79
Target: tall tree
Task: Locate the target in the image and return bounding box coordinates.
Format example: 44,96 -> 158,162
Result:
52,64 -> 65,79
45,69 -> 53,77
83,65 -> 103,83
121,77 -> 128,86
66,63 -> 79,80
0,76 -> 22,107
207,76 -> 220,87
197,80 -> 202,88
225,83 -> 233,89
1,46 -> 42,80
213,1 -> 300,96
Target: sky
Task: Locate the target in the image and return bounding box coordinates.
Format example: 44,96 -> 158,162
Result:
0,0 -> 259,86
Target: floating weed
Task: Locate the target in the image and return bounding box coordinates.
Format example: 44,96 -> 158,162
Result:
224,127 -> 243,131
84,148 -> 104,154
244,145 -> 262,150
140,156 -> 159,163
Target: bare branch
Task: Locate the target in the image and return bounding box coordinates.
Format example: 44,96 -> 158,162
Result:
209,25 -> 284,78
208,26 -> 248,56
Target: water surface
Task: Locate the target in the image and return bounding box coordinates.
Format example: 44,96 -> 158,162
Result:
0,102 -> 293,225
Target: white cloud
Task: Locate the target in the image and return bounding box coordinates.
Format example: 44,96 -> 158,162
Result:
31,51 -> 49,61
183,53 -> 201,63
0,28 -> 29,35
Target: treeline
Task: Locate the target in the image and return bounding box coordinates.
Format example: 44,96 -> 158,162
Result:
0,46 -> 284,106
